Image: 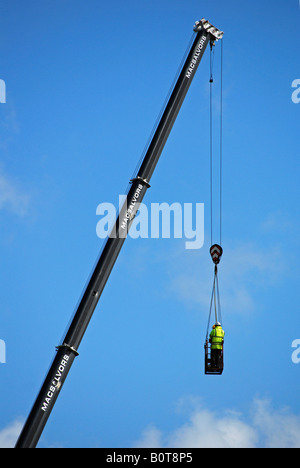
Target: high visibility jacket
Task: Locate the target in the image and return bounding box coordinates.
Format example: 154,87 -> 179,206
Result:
210,326 -> 225,350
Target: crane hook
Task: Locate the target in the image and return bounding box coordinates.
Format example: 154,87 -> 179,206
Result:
210,244 -> 223,265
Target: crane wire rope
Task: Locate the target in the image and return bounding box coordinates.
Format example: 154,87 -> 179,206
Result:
220,38 -> 223,247
209,40 -> 223,247
206,39 -> 224,340
209,43 -> 214,246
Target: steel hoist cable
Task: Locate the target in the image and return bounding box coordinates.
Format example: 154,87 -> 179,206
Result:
206,39 -> 224,337
209,40 -> 223,248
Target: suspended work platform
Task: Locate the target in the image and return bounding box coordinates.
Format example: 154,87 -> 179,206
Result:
204,340 -> 224,375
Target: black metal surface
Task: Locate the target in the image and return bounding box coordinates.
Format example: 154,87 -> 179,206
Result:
16,24 -> 212,448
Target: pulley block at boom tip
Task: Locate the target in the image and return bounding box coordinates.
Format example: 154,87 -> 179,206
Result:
194,19 -> 224,40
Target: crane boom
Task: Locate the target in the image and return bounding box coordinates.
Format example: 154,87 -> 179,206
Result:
16,19 -> 223,448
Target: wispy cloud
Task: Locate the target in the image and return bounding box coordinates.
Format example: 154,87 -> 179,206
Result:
0,420 -> 23,448
134,427 -> 163,449
0,170 -> 30,216
134,398 -> 300,448
166,239 -> 288,316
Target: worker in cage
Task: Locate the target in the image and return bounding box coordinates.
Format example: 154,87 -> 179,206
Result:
209,322 -> 225,368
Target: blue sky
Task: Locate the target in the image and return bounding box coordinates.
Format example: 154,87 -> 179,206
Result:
0,0 -> 300,448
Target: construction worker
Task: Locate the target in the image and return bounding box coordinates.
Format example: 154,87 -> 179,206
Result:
209,322 -> 225,368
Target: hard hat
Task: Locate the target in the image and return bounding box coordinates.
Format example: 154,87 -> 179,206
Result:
216,322 -> 221,327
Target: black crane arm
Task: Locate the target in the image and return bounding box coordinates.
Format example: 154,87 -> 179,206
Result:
16,19 -> 223,448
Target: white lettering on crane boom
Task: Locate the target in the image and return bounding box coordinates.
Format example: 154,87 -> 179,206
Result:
41,354 -> 70,412
186,35 -> 207,79
120,184 -> 143,231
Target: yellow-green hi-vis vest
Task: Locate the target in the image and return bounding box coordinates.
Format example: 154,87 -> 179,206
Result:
210,326 -> 225,350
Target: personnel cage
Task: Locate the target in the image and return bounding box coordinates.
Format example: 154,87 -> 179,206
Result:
204,341 -> 224,375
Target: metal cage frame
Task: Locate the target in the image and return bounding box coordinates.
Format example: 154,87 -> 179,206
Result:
204,341 -> 224,375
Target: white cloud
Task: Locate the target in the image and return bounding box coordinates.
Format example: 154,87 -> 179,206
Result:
252,399 -> 300,448
134,398 -> 300,449
166,408 -> 257,448
0,171 -> 30,216
134,427 -> 163,449
0,420 -> 23,448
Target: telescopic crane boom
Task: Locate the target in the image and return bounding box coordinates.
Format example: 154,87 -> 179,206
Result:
16,19 -> 224,448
